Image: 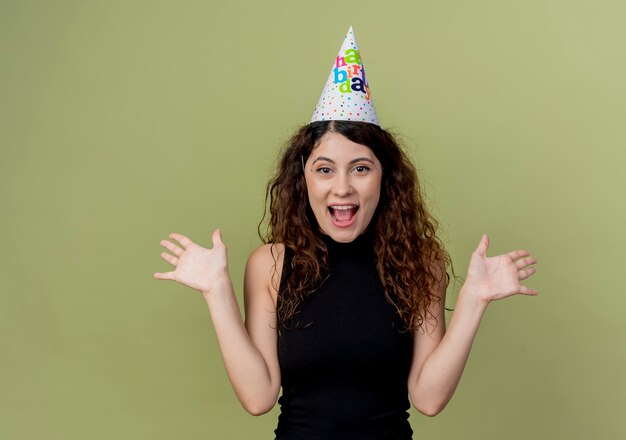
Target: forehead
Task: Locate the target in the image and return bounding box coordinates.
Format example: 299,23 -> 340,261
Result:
310,132 -> 377,162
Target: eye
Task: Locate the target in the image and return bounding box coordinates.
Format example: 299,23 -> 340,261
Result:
353,165 -> 370,173
315,167 -> 333,174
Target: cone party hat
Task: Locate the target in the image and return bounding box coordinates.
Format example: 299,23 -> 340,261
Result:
310,26 -> 379,125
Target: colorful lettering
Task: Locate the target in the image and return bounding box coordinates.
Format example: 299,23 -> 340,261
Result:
351,77 -> 365,93
335,56 -> 347,68
344,49 -> 360,64
339,78 -> 352,93
333,67 -> 347,84
331,51 -> 369,100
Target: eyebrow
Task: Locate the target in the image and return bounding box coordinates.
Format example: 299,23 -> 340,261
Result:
311,156 -> 376,165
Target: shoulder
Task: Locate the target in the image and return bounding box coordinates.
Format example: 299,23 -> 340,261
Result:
245,243 -> 286,304
246,243 -> 286,275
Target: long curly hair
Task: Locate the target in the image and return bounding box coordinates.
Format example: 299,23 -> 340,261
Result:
259,120 -> 451,334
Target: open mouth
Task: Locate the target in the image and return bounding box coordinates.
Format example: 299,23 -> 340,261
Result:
328,205 -> 359,224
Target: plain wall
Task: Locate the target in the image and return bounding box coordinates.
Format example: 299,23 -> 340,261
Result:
1,0 -> 625,438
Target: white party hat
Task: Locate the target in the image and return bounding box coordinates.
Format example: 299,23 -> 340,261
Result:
310,26 -> 379,125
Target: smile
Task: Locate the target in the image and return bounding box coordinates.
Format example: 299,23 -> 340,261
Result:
328,205 -> 359,226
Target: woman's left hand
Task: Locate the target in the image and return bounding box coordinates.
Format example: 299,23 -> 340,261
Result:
464,234 -> 539,304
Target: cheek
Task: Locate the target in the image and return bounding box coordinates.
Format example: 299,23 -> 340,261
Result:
368,178 -> 382,204
305,178 -> 324,210
304,178 -> 315,201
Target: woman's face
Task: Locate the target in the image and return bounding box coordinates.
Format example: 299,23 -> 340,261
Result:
304,132 -> 382,243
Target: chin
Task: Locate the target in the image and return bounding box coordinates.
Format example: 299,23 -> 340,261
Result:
322,227 -> 364,243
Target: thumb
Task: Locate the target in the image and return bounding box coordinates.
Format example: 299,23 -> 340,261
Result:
212,228 -> 224,248
474,233 -> 490,256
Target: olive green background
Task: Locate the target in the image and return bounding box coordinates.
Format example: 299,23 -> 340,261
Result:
2,0 -> 625,438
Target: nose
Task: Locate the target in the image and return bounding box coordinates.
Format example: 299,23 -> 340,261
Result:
332,172 -> 354,197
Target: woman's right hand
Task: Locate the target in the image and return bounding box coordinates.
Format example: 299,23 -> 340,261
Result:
153,229 -> 229,297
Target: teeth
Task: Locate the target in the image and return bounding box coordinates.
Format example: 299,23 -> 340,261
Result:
331,205 -> 357,210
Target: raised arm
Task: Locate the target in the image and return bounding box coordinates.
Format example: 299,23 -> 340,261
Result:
154,230 -> 282,415
407,234 -> 538,416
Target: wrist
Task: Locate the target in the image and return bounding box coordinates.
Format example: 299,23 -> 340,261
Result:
201,272 -> 233,301
458,283 -> 491,313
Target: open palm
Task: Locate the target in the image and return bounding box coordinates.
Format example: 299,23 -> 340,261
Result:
153,229 -> 228,295
465,234 -> 538,303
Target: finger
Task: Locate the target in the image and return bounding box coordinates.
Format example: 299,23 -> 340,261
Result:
160,251 -> 179,266
515,256 -> 537,270
169,233 -> 193,248
518,284 -> 539,296
518,266 -> 536,281
160,239 -> 184,257
153,271 -> 175,280
212,228 -> 224,248
474,234 -> 489,256
507,249 -> 530,261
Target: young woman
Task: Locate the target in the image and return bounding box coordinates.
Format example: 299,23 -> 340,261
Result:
153,120 -> 538,439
